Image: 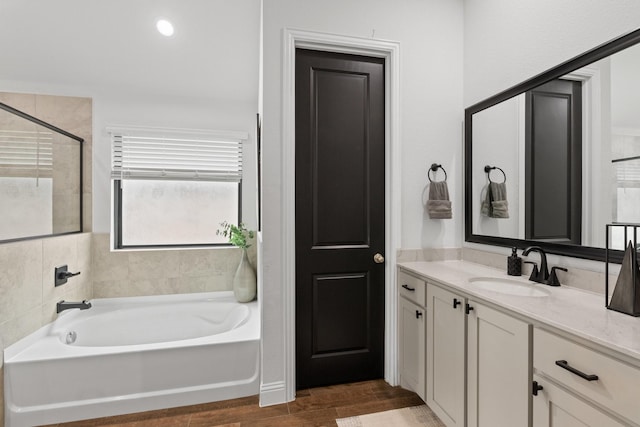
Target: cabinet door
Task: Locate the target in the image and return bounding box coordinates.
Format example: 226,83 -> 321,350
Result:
532,375 -> 626,427
426,284 -> 466,427
467,301 -> 530,427
399,296 -> 425,400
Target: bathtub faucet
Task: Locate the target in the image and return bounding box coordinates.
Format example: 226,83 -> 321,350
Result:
56,300 -> 92,314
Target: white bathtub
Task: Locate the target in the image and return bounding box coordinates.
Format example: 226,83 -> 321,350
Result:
3,291 -> 260,427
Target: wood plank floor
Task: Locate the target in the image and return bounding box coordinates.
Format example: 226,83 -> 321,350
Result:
44,380 -> 424,427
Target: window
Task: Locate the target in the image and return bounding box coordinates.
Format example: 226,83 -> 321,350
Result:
110,127 -> 247,249
610,132 -> 640,249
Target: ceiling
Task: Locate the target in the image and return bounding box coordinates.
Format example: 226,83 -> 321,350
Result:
0,0 -> 260,103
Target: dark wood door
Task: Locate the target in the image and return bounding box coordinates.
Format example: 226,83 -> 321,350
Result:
295,49 -> 385,389
525,79 -> 582,244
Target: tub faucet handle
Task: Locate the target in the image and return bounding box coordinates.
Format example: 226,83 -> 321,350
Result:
55,265 -> 81,287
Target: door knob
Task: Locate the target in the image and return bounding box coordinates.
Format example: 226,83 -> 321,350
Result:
373,253 -> 385,264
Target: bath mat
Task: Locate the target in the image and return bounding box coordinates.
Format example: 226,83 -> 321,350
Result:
336,405 -> 446,427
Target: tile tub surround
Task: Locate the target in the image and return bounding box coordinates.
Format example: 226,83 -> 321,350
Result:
92,233 -> 258,298
0,232 -> 93,427
0,233 -> 93,352
398,260 -> 640,364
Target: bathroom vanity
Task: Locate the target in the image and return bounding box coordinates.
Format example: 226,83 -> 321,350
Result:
397,260 -> 640,427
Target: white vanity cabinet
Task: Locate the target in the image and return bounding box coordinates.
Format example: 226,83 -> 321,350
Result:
532,375 -> 626,427
398,260 -> 640,427
398,270 -> 426,400
533,328 -> 640,426
466,300 -> 530,427
426,283 -> 466,427
425,282 -> 530,427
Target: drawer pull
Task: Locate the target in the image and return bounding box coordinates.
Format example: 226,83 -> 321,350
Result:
555,360 -> 599,381
402,284 -> 415,292
453,298 -> 461,309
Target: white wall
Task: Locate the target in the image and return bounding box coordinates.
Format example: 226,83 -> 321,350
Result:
464,0 -> 640,107
471,95 -> 522,239
611,43 -> 640,130
261,0 -> 463,403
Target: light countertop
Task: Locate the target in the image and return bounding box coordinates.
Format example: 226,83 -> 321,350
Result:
398,260 -> 640,363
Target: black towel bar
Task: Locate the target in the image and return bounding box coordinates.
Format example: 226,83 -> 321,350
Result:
428,163 -> 448,182
484,165 -> 507,183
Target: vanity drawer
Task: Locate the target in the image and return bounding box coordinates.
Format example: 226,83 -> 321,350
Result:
534,328 -> 640,425
398,270 -> 425,306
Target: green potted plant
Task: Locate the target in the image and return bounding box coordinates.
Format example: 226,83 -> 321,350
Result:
217,221 -> 256,302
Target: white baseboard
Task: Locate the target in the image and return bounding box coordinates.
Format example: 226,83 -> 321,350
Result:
259,381 -> 288,407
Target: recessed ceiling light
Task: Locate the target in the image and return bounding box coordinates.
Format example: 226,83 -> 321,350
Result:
156,19 -> 174,37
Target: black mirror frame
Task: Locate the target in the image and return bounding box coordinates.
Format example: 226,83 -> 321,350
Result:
0,101 -> 84,244
464,28 -> 640,264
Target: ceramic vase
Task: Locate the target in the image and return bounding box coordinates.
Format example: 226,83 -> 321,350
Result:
233,248 -> 256,302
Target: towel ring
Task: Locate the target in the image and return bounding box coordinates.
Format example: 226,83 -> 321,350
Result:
428,163 -> 447,182
484,165 -> 506,183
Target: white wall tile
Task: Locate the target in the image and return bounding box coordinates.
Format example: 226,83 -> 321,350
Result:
0,306 -> 42,350
128,251 -> 180,281
92,233 -> 129,282
0,240 -> 43,324
41,234 -> 79,303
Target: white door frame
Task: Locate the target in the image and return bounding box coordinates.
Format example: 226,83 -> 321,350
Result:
280,28 -> 401,401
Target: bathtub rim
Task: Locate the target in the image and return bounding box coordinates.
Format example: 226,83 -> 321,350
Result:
4,291 -> 259,363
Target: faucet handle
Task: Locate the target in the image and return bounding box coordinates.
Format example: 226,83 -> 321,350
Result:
547,267 -> 567,287
524,261 -> 539,282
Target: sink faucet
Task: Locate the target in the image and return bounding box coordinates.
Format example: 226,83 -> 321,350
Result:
56,300 -> 92,314
522,246 -> 549,284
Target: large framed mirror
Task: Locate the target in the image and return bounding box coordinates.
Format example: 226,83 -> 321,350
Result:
0,102 -> 84,243
465,28 -> 640,263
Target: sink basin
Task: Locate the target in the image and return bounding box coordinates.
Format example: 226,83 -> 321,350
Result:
469,277 -> 550,297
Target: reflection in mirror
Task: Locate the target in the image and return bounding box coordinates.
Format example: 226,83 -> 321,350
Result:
611,44 -> 640,247
466,28 -> 640,262
0,102 -> 83,242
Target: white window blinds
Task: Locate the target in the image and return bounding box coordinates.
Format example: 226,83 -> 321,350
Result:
615,158 -> 640,185
0,129 -> 53,178
612,132 -> 640,188
110,127 -> 247,182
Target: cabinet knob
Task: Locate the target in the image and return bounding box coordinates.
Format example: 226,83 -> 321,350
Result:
453,298 -> 461,309
415,310 -> 423,319
532,380 -> 544,396
465,303 -> 474,314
